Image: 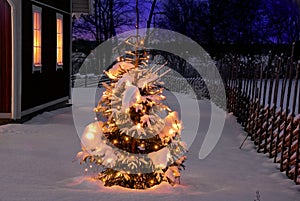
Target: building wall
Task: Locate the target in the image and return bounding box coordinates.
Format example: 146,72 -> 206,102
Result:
33,0 -> 71,12
72,0 -> 92,14
21,0 -> 71,111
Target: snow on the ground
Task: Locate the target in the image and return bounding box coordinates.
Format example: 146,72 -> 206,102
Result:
0,89 -> 299,201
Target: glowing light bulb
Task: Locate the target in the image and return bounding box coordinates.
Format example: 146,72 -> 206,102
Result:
138,173 -> 141,176
125,137 -> 129,141
150,180 -> 154,184
169,129 -> 174,135
154,145 -> 159,150
140,143 -> 145,148
84,168 -> 88,172
113,140 -> 118,144
89,165 -> 93,168
85,132 -> 94,140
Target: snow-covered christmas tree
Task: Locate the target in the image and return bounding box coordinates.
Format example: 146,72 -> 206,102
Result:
76,5 -> 187,187
76,39 -> 188,189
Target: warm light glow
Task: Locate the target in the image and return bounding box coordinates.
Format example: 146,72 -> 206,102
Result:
169,129 -> 174,135
33,10 -> 42,67
113,140 -> 118,144
125,137 -> 129,141
106,71 -> 117,79
150,180 -> 154,184
157,164 -> 164,168
84,168 -> 88,172
56,16 -> 63,66
140,143 -> 145,148
85,132 -> 94,140
154,145 -> 159,150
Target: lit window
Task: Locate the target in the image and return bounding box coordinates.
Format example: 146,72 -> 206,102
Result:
56,13 -> 63,69
32,5 -> 42,72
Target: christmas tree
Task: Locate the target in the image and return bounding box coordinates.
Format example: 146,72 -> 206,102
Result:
76,29 -> 187,189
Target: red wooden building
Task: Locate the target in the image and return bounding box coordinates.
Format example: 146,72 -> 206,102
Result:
0,0 -> 73,121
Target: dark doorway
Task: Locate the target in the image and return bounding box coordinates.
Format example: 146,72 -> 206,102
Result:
0,0 -> 12,114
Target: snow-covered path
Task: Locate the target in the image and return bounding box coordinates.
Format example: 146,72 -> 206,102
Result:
0,93 -> 299,201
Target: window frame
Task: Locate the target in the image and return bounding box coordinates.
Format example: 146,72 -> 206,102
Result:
32,5 -> 42,73
56,13 -> 63,70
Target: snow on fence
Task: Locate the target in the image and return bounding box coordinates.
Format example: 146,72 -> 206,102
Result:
71,74 -> 109,88
219,50 -> 300,185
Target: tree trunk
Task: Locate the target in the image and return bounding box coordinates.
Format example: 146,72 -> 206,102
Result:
145,0 -> 157,46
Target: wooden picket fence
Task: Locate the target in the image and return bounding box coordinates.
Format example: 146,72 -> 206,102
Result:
136,55 -> 300,185
218,47 -> 300,184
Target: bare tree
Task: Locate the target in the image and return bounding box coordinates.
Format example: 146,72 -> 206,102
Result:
261,0 -> 300,44
73,0 -> 135,42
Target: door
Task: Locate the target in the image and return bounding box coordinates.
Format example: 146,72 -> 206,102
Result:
0,0 -> 12,116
